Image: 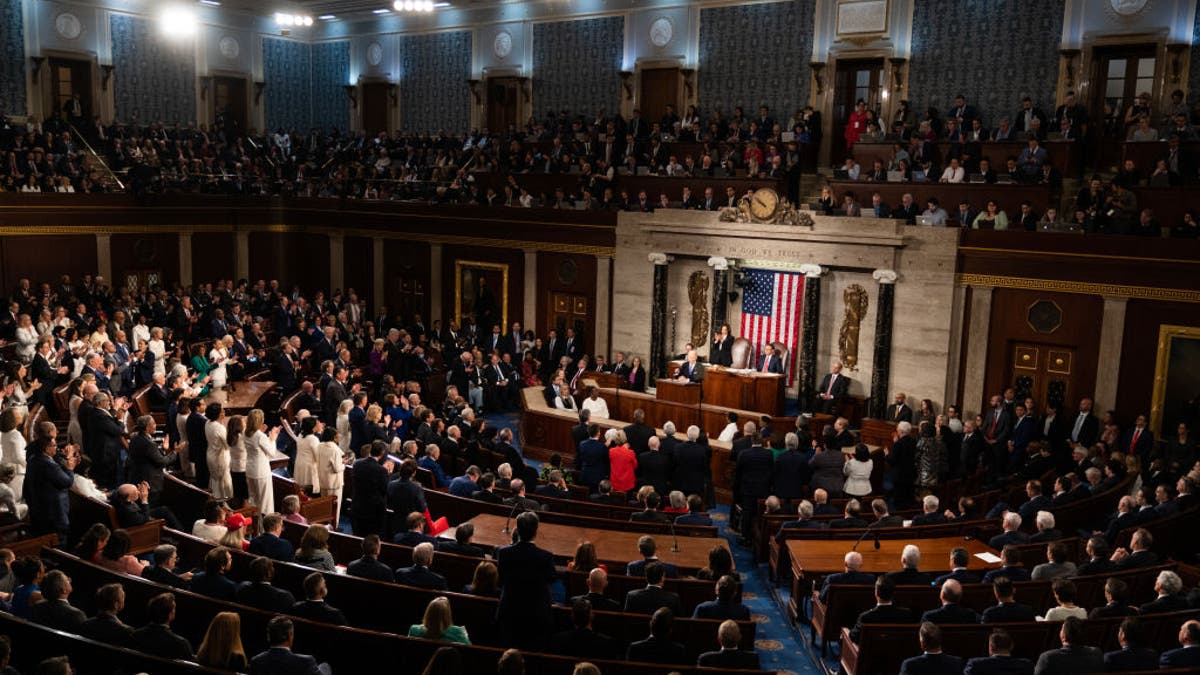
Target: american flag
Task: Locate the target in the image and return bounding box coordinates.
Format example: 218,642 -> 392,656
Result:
738,268 -> 804,384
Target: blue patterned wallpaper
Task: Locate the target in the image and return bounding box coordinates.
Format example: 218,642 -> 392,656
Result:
698,1 -> 814,122
311,41 -> 350,132
263,38 -> 312,132
398,31 -> 471,134
533,17 -> 623,118
909,0 -> 1064,127
0,0 -> 25,116
1190,7 -> 1200,108
110,14 -> 196,124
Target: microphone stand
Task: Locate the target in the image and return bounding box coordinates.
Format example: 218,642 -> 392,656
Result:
669,520 -> 680,553
851,522 -> 881,552
501,499 -> 521,535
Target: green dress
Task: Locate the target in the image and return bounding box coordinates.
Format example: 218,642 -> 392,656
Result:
408,624 -> 471,645
190,354 -> 214,397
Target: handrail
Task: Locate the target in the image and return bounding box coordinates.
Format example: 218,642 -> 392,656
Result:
66,121 -> 125,191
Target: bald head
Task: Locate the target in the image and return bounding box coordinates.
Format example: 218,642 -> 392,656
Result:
587,567 -> 608,593
844,551 -> 863,572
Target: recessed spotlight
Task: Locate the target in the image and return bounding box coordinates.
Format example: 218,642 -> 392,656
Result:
198,0 -> 221,6
318,14 -> 336,20
373,8 -> 391,13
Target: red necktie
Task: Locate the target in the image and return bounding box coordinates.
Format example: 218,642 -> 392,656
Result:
989,410 -> 999,436
826,375 -> 835,395
762,357 -> 770,373
1132,429 -> 1141,450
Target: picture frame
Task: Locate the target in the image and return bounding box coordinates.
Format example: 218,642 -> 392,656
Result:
454,260 -> 509,332
1150,324 -> 1200,437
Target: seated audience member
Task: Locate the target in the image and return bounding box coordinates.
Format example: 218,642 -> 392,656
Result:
851,576 -> 916,642
1160,619 -> 1200,668
922,579 -> 980,625
396,542 -> 448,590
131,593 -> 194,661
1029,510 -> 1061,543
192,500 -> 229,544
190,547 -> 238,601
818,551 -> 875,604
933,547 -> 980,585
448,466 -> 481,498
626,535 -> 679,578
1103,617 -> 1159,672
1031,542 -> 1076,580
869,498 -> 905,527
1111,528 -> 1159,569
885,544 -> 931,586
142,544 -> 192,589
776,500 -> 828,542
982,576 -> 1036,624
910,495 -> 947,526
829,498 -> 868,528
248,513 -> 295,562
675,494 -> 713,526
535,469 -> 571,500
439,522 -> 485,558
291,572 -> 347,626
409,596 -> 470,644
463,561 -> 500,598
1034,616 -> 1102,675
1089,577 -> 1139,619
1039,578 -> 1087,622
570,567 -> 621,612
30,570 -> 86,632
697,620 -> 761,670
624,561 -> 683,616
235,557 -> 296,614
502,479 -> 542,512
294,524 -> 337,572
471,472 -> 503,504
394,511 -> 439,547
964,629 -> 1034,675
988,512 -> 1029,550
899,622 -> 963,675
1076,536 -> 1117,577
693,575 -> 751,620
982,545 -> 1031,583
630,490 -> 672,523
80,583 -> 134,645
548,598 -> 616,660
346,534 -> 395,583
1140,570 -> 1189,614
250,616 -> 332,675
195,611 -> 248,672
625,607 -> 687,665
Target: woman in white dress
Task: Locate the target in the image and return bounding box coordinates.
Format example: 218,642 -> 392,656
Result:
0,464 -> 28,520
67,378 -> 87,447
36,309 -> 54,337
243,408 -> 279,513
315,427 -> 346,526
88,324 -> 109,351
14,315 -> 38,363
0,408 -> 27,503
148,327 -> 167,377
842,444 -> 874,498
205,406 -> 232,501
174,397 -> 193,479
226,415 -> 248,506
130,315 -> 151,354
335,399 -> 353,457
207,336 -> 233,389
4,362 -> 37,414
292,415 -> 321,495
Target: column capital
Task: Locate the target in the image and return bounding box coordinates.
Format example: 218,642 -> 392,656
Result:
706,256 -> 730,271
798,263 -> 824,278
872,269 -> 898,284
648,252 -> 673,266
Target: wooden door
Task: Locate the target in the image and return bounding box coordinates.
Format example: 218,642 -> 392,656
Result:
1089,44 -> 1157,139
639,68 -> 680,127
831,59 -> 884,162
212,76 -> 247,137
361,82 -> 389,135
486,78 -> 519,133
1009,342 -> 1077,412
49,57 -> 92,127
546,292 -> 587,337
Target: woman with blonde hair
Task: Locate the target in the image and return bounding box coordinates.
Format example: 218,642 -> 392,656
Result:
14,315 -> 37,363
315,427 -> 346,525
0,407 -> 26,502
336,399 -> 354,456
294,524 -> 336,571
293,415 -> 321,494
408,596 -> 471,644
148,327 -> 167,377
242,409 -> 279,512
196,611 -> 248,671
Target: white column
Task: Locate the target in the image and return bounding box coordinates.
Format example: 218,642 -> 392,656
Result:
329,233 -> 345,292
523,249 -> 538,331
429,243 -> 443,323
1094,296 -> 1129,413
234,231 -> 249,281
595,255 -> 611,358
95,235 -> 112,286
960,285 -> 994,419
179,233 -> 193,287
372,239 -> 385,316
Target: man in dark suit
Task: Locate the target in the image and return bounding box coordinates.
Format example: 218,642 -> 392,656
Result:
818,551 -> 875,603
141,545 -> 190,590
675,494 -> 714,526
1117,414 -> 1155,460
236,557 -> 297,613
964,629 -> 1035,675
624,562 -> 683,615
345,535 -> 396,583
190,547 -> 238,602
30,571 -> 86,632
693,575 -> 751,621
671,426 -> 711,499
910,495 -> 949,526
626,606 -> 687,664
249,616 -> 331,675
850,576 -> 916,642
1111,528 -> 1160,570
185,399 -> 211,489
248,513 -> 295,562
885,392 -> 913,423
79,583 -> 134,646
629,491 -> 672,524
755,343 -> 783,374
981,395 -> 1013,481
496,512 -> 557,650
675,349 -> 705,383
350,441 -> 391,536
1007,404 -> 1038,471
982,577 -> 1036,624
548,598 -> 617,660
890,424 -> 918,508
570,567 -> 623,612
622,409 -> 655,454
131,593 -> 194,661
1140,570 -> 1189,614
1103,617 -> 1159,672
867,498 -> 904,528
697,620 -> 761,669
933,547 -> 981,586
573,424 -> 610,492
733,438 -> 774,539
816,361 -> 850,414
1100,497 -> 1142,547
636,436 -> 672,497
776,499 -> 830,543
1089,577 -> 1139,619
828,499 -> 869,529
1034,617 -> 1103,675
982,546 -> 1032,584
291,573 -> 347,626
570,410 -> 591,449
1160,619 -> 1200,668
386,462 -> 427,537
899,622 -> 964,675
626,536 -> 679,578
1067,397 -> 1099,447
988,512 -> 1030,550
921,579 -> 980,625
471,473 -> 504,504
886,544 -> 933,586
392,512 -> 438,549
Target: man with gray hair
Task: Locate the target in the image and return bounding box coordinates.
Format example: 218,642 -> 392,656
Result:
890,419 -> 918,508
394,542 -> 447,590
818,551 -> 875,602
773,431 -> 808,502
886,544 -> 931,585
672,424 -> 710,499
989,512 -> 1030,549
921,579 -> 980,624
776,499 -> 828,543
85,390 -> 131,488
1030,510 -> 1061,543
1140,570 -> 1188,614
911,494 -> 946,526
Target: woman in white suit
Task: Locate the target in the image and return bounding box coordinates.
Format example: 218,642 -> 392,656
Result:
205,405 -> 232,501
0,408 -> 27,502
14,315 -> 38,364
243,408 -> 280,513
842,443 -> 874,498
315,427 -> 346,526
292,415 -> 321,495
207,336 -> 233,389
226,414 -> 247,505
335,399 -> 353,457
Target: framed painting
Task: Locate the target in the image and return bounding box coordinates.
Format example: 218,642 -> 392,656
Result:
454,260 -> 508,332
1150,324 -> 1200,437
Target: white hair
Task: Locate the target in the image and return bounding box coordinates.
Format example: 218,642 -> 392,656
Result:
1035,510 -> 1055,531
1158,570 -> 1183,595
412,542 -> 435,566
663,421 -> 676,435
604,428 -> 619,443
743,421 -> 757,435
897,421 -> 913,434
844,551 -> 863,570
1004,512 -> 1022,530
497,463 -> 512,479
686,425 -> 700,441
901,544 -> 921,569
798,500 -> 814,518
923,495 -> 939,512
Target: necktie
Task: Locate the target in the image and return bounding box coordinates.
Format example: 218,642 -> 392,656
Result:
1132,429 -> 1141,449
989,410 -> 999,436
826,374 -> 835,395
762,357 -> 770,373
894,406 -> 901,421
1072,414 -> 1085,441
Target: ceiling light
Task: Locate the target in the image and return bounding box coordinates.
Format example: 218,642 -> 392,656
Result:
160,5 -> 198,38
318,14 -> 336,20
274,12 -> 313,26
373,8 -> 391,13
198,0 -> 221,6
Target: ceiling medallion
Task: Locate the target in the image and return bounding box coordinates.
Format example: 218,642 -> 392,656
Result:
54,13 -> 83,40
1109,0 -> 1150,17
649,17 -> 673,48
493,31 -> 513,59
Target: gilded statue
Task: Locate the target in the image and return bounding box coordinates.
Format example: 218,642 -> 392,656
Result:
687,270 -> 710,348
839,284 -> 869,371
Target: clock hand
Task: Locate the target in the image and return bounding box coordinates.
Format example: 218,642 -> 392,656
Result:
755,198 -> 767,208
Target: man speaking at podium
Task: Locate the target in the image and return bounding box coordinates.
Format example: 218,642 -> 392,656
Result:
756,344 -> 784,374
675,349 -> 706,383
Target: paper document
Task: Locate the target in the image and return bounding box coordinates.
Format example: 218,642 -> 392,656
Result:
974,552 -> 1002,564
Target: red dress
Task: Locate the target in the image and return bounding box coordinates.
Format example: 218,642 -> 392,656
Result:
608,444 -> 638,492
845,110 -> 868,149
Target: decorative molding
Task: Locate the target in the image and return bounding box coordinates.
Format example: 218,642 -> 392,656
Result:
648,252 -> 672,266
798,263 -> 824,278
872,269 -> 898,284
706,256 -> 729,271
956,273 -> 1200,303
959,245 -> 1200,266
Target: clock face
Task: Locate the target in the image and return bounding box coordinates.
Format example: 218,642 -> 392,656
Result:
749,188 -> 779,221
493,31 -> 513,59
649,17 -> 673,48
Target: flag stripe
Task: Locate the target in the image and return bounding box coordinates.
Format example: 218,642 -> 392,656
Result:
738,268 -> 805,386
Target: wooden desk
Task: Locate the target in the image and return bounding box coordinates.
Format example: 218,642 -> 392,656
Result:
849,140 -> 1080,179
463,513 -> 730,573
788,537 -> 1000,578
826,179 -> 1057,223
656,378 -> 701,405
204,381 -> 275,414
666,362 -> 785,415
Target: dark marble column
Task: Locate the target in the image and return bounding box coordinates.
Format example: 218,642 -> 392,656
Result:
798,264 -> 824,413
869,269 -> 898,419
649,253 -> 672,380
708,257 -> 729,336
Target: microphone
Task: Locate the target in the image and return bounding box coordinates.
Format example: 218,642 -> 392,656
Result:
501,499 -> 521,535
668,520 -> 680,553
851,522 -> 881,552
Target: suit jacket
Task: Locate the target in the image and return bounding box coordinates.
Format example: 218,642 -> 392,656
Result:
1033,645 -> 1103,675
131,623 -> 193,661
80,613 -> 134,646
1102,646 -> 1158,671
291,600 -> 347,626
190,571 -> 238,602
248,533 -> 295,561
850,604 -> 916,642
496,540 -> 556,629
626,558 -> 679,579
900,652 -> 964,675
626,636 -> 687,665
810,450 -> 847,495
734,445 -> 774,498
636,450 -> 672,496
350,457 -> 389,524
1067,412 -> 1099,447
1113,549 -> 1159,570
988,530 -> 1031,550
142,564 -> 190,590
886,403 -> 914,423
698,649 -> 762,670
1087,602 -> 1138,619
1017,495 -> 1052,525
624,585 -> 683,615
677,360 -> 705,383
817,372 -> 850,402
573,438 -> 610,489
982,602 -> 1036,623
755,354 -> 783,374
693,599 -> 752,621
30,599 -> 87,632
127,433 -> 174,496
982,565 -> 1031,584
1160,645 -> 1200,668
886,568 -> 933,586
921,602 -> 980,624
1140,593 -> 1190,614
570,591 -> 621,613
818,570 -> 876,603
250,646 -> 329,675
386,477 -> 426,534
236,582 -> 297,614
911,512 -> 949,526
711,335 -> 734,367
933,569 -> 981,586
828,516 -> 869,529
963,655 -> 1034,675
672,441 -> 710,496
548,627 -> 617,660
773,449 -> 811,500
623,423 -> 655,454
1118,427 -> 1155,458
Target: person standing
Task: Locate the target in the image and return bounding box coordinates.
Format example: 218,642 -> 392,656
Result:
496,512 -> 557,651
27,422 -> 78,543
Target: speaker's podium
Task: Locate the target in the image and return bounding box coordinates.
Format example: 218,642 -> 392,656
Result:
656,378 -> 702,405
664,363 -> 785,415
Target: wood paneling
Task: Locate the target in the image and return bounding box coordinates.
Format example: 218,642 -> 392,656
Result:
343,236 -> 374,309
109,233 -> 180,288
247,232 -> 329,291
191,232 -> 235,284
383,240 -> 430,322
440,246 -> 524,329
0,235 -> 97,296
536,251 -> 596,347
1116,300 -> 1200,427
982,288 -> 1103,415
